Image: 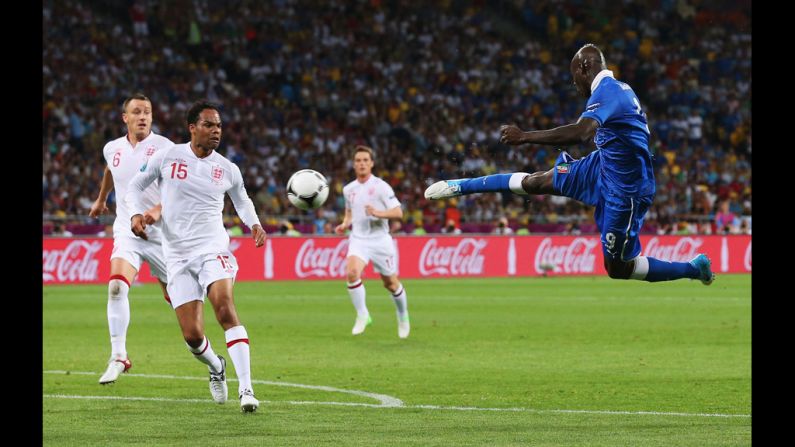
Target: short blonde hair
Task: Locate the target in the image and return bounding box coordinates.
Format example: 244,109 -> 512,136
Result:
353,145 -> 374,161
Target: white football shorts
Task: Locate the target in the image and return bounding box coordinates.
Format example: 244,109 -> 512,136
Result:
166,251 -> 239,309
111,234 -> 168,283
346,234 -> 398,276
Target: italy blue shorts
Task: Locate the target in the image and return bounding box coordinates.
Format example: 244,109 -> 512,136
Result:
552,150 -> 652,262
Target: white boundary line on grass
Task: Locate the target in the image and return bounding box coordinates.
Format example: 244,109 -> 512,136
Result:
43,370 -> 402,407
43,370 -> 751,419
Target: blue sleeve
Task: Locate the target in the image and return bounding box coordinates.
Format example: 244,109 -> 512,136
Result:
580,85 -> 620,126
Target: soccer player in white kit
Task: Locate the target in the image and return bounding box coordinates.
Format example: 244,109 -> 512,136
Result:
335,146 -> 410,339
127,101 -> 266,413
88,93 -> 174,385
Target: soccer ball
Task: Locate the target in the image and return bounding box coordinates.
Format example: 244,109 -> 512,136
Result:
286,169 -> 330,211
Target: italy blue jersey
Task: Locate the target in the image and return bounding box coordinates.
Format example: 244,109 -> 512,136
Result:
580,73 -> 655,197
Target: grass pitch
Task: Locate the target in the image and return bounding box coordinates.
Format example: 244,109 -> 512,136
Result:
44,275 -> 751,446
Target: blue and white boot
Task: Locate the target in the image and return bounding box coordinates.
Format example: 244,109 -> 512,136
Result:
690,254 -> 716,285
424,180 -> 465,200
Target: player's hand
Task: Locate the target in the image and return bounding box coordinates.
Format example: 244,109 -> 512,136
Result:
334,223 -> 347,234
499,124 -> 526,145
143,204 -> 162,225
252,224 -> 267,248
89,199 -> 108,218
130,214 -> 148,240
364,205 -> 379,217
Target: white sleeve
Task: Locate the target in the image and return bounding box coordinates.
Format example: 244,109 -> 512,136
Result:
125,150 -> 166,216
227,164 -> 261,229
381,182 -> 401,209
102,142 -> 114,165
343,185 -> 351,210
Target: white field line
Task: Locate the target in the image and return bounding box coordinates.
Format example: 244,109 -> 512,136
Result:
43,370 -> 750,419
43,370 -> 402,407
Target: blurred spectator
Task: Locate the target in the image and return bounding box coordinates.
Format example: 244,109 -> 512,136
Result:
411,227 -> 428,235
492,217 -> 514,235
390,220 -> 404,235
313,210 -> 328,235
698,221 -> 713,235
563,222 -> 581,235
441,218 -> 462,235
52,223 -> 73,237
279,220 -> 301,237
97,224 -> 114,238
714,200 -> 738,234
739,217 -> 752,235
444,199 -> 461,229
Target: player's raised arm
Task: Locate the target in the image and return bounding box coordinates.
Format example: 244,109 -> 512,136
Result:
499,117 -> 598,146
89,166 -> 114,218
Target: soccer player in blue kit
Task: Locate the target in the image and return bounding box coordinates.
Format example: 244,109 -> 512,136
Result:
425,44 -> 715,284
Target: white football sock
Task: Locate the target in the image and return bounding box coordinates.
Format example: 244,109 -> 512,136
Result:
187,336 -> 223,373
391,284 -> 408,319
347,280 -> 369,318
630,256 -> 650,280
509,173 -> 530,195
107,275 -> 131,359
225,325 -> 252,394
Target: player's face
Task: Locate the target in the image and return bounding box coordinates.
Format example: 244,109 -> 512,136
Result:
570,58 -> 590,98
123,99 -> 152,140
353,152 -> 373,177
191,109 -> 222,152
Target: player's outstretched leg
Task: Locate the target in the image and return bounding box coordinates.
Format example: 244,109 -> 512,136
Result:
425,173 -> 526,199
627,254 -> 715,285
424,171 -> 556,200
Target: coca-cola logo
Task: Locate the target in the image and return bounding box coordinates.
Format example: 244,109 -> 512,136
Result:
744,241 -> 752,271
644,237 -> 703,262
534,237 -> 599,274
295,239 -> 348,278
228,239 -> 242,253
43,240 -> 104,282
418,238 -> 486,275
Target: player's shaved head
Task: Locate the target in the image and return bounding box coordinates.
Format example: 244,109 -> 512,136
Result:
570,44 -> 607,98
574,44 -> 607,71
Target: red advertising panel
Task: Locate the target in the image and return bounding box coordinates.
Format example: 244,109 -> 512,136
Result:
43,235 -> 751,284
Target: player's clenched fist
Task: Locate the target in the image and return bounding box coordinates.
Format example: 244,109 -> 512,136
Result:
130,214 -> 148,240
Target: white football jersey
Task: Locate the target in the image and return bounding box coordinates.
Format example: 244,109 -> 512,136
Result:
103,132 -> 174,240
343,175 -> 401,239
126,143 -> 261,263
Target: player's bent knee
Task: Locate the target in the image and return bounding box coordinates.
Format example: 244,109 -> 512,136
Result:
215,305 -> 238,326
382,278 -> 399,291
346,271 -> 361,283
605,260 -> 633,280
108,279 -> 126,299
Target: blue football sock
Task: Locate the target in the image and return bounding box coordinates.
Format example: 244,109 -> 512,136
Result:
459,174 -> 513,194
644,257 -> 700,282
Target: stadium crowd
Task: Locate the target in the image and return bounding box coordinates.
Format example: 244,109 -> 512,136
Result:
43,0 -> 751,235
